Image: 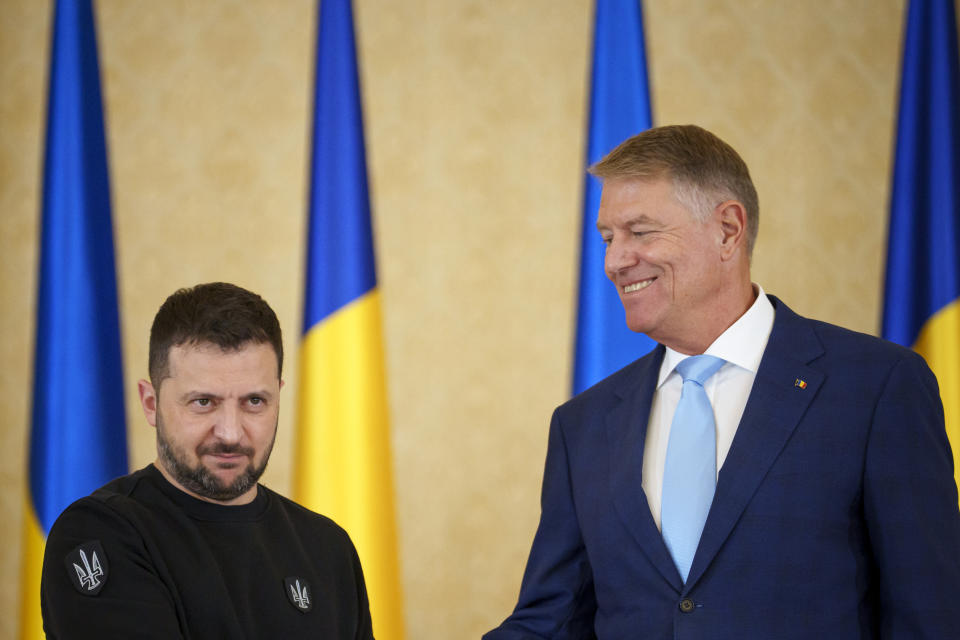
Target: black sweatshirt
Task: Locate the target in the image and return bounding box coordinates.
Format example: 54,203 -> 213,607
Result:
41,464 -> 374,639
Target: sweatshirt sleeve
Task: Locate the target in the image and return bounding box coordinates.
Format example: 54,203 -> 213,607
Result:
41,497 -> 185,639
349,538 -> 374,640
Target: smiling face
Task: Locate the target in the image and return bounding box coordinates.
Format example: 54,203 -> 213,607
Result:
138,340 -> 282,505
597,175 -> 751,354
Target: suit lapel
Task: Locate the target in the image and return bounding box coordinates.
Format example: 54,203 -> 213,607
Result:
685,298 -> 825,590
606,345 -> 684,590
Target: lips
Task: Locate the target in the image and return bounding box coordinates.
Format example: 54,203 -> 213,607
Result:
622,277 -> 655,293
204,452 -> 250,469
198,444 -> 254,466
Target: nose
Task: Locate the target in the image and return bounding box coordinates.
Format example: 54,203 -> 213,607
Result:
212,402 -> 243,444
604,235 -> 638,279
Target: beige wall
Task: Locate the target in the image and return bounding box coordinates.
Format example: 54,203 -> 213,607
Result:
0,0 -> 908,638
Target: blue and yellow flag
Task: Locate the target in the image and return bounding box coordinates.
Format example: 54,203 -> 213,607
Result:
293,1 -> 404,637
20,1 -> 129,637
573,0 -> 656,394
882,0 -> 960,497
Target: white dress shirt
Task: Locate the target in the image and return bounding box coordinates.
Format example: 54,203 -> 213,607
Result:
642,285 -> 775,531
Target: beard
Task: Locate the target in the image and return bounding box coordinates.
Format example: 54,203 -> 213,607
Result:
155,411 -> 276,502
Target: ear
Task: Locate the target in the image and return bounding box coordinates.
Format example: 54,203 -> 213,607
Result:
715,200 -> 747,260
138,379 -> 159,428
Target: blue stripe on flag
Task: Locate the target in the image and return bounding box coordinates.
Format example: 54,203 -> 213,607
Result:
30,0 -> 128,533
882,0 -> 960,346
573,0 -> 657,395
303,0 -> 377,332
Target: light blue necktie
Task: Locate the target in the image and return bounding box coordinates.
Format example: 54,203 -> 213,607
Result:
661,354 -> 725,583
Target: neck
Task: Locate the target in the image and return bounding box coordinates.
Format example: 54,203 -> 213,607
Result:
664,280 -> 757,355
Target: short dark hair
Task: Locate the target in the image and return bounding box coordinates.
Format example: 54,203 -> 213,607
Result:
148,282 -> 283,384
589,124 -> 759,257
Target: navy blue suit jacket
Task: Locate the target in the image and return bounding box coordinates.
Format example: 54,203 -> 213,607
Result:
486,297 -> 960,639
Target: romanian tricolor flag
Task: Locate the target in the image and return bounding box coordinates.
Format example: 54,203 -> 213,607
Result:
20,1 -> 129,637
882,0 -> 960,499
293,0 -> 405,637
573,0 -> 656,394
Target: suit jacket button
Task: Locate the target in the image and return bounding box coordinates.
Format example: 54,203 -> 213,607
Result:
679,598 -> 695,613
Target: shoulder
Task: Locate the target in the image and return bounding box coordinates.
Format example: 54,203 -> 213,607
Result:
557,345 -> 664,420
258,488 -> 368,585
43,466 -> 196,565
48,468 -> 153,536
260,487 -> 358,550
761,296 -> 937,392
42,470 -> 166,596
769,295 -> 931,373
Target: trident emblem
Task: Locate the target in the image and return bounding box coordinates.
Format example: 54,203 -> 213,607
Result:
284,576 -> 313,612
290,579 -> 310,609
73,548 -> 103,591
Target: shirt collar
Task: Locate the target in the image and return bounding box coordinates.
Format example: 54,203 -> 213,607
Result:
657,284 -> 775,387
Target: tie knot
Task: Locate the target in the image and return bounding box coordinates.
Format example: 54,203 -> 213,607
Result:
675,354 -> 725,386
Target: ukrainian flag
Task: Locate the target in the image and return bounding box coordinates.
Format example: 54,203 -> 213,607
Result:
293,1 -> 404,637
20,1 -> 128,637
882,0 -> 960,498
573,0 -> 656,394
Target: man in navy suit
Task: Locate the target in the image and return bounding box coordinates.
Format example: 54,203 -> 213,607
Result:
485,125 -> 960,639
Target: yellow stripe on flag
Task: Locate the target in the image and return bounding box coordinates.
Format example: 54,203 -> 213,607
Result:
913,298 -> 960,502
294,290 -> 404,639
19,498 -> 46,640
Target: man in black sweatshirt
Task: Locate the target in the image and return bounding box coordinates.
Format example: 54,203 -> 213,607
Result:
41,282 -> 373,639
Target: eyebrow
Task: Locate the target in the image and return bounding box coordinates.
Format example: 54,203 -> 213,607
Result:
179,391 -> 222,404
596,215 -> 659,232
179,389 -> 276,402
243,390 -> 275,400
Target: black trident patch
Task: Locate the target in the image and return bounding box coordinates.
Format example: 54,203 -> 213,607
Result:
64,540 -> 108,596
284,576 -> 312,613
